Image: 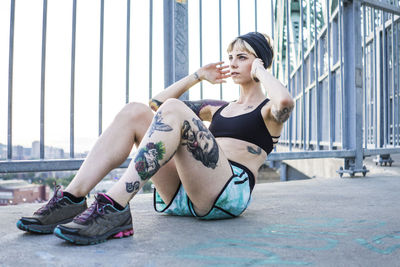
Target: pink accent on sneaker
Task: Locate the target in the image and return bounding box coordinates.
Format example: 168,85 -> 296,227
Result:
99,193 -> 114,205
113,232 -> 123,238
113,229 -> 134,238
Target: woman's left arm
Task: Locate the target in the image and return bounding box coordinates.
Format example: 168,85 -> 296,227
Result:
252,58 -> 294,124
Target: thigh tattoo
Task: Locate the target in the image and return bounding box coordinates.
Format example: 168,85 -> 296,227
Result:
181,118 -> 219,169
135,142 -> 166,181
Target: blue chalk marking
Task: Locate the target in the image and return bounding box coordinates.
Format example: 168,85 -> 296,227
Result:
177,240 -> 311,265
176,217 -> 396,266
355,232 -> 400,255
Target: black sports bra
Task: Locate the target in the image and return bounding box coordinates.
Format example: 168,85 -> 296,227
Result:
209,99 -> 278,155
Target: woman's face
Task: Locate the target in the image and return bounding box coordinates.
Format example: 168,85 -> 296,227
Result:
196,131 -> 214,154
228,45 -> 257,84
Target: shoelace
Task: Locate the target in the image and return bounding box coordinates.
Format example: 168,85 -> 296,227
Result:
34,185 -> 62,215
74,195 -> 106,224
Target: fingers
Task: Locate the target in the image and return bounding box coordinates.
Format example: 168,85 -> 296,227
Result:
220,69 -> 230,75
213,61 -> 224,66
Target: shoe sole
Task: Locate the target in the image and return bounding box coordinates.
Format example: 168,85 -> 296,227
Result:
53,225 -> 134,245
16,217 -> 75,234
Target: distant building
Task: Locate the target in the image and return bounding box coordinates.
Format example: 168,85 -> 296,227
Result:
13,145 -> 24,160
31,141 -> 40,159
0,143 -> 6,159
0,180 -> 49,206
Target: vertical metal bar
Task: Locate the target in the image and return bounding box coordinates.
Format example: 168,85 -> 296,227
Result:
219,0 -> 223,100
300,0 -> 305,149
314,0 -> 320,150
343,0 -> 363,171
373,8 -> 377,148
339,0 -> 345,148
326,0 -> 332,150
286,0 -> 292,151
237,0 -> 241,35
40,0 -> 48,159
199,0 -> 203,99
363,4 -> 367,149
126,0 -> 131,104
397,21 -> 399,146
271,0 -> 275,77
391,10 -> 394,146
70,0 -> 77,158
149,0 -> 153,99
255,0 -> 258,32
382,9 -> 387,147
307,1 -> 312,149
99,0 -> 104,136
7,0 -> 16,160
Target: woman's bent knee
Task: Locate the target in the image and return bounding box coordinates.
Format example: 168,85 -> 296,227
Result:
159,99 -> 188,116
117,102 -> 153,123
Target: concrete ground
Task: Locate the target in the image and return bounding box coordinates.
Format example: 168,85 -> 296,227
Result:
1,160 -> 400,266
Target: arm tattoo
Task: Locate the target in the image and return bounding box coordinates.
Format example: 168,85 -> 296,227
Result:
247,146 -> 262,155
149,99 -> 163,111
271,105 -> 294,123
182,99 -> 227,117
125,181 -> 140,194
148,111 -> 173,137
181,118 -> 219,169
135,142 -> 166,181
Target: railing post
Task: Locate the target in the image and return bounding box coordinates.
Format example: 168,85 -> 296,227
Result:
338,0 -> 367,177
163,0 -> 188,100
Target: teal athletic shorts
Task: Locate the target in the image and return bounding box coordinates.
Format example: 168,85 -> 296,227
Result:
153,160 -> 255,220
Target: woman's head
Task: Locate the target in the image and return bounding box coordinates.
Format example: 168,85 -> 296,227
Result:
227,32 -> 274,69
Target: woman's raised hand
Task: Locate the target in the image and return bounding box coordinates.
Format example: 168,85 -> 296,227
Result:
197,61 -> 230,84
251,58 -> 265,82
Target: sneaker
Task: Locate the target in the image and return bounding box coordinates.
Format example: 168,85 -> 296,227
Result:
53,193 -> 133,245
16,186 -> 87,234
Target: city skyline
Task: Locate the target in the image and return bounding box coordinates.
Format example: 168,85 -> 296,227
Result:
0,141 -> 88,160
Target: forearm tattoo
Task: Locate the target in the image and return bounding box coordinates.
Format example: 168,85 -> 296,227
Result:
135,142 -> 166,181
271,105 -> 294,123
148,111 -> 173,137
149,99 -> 163,111
183,100 -> 227,117
125,181 -> 140,194
181,118 -> 219,169
247,146 -> 262,155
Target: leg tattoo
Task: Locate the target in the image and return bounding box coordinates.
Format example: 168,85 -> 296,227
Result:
148,111 -> 173,137
135,142 -> 166,180
181,118 -> 219,169
125,181 -> 140,193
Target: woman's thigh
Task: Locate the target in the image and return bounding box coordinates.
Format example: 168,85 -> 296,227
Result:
172,116 -> 233,216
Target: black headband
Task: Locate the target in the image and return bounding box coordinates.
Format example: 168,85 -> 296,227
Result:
238,32 -> 273,69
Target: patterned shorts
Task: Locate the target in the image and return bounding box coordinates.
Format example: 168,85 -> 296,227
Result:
153,160 -> 255,220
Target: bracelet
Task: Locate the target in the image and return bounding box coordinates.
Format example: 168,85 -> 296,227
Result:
194,72 -> 201,81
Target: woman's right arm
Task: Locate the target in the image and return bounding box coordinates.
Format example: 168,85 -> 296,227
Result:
149,62 -> 230,119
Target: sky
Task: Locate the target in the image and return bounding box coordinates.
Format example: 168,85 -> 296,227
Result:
0,0 -> 272,154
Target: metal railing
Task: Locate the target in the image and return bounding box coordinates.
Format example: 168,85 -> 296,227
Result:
1,0 -> 399,177
269,0 -> 400,177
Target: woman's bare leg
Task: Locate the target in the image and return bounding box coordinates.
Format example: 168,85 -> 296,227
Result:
65,102 -> 179,200
107,99 -> 232,215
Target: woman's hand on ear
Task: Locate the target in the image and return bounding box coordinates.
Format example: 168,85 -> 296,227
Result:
198,61 -> 231,84
251,58 -> 265,82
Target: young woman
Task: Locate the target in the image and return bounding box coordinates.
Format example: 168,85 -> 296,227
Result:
17,32 -> 294,245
